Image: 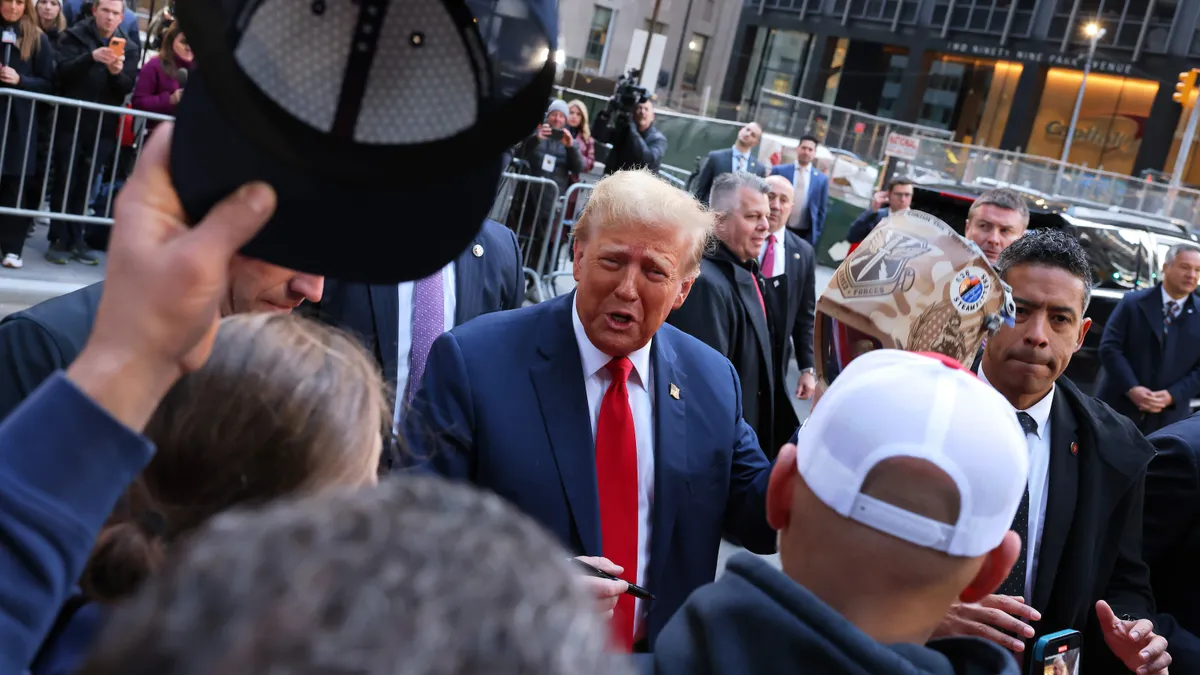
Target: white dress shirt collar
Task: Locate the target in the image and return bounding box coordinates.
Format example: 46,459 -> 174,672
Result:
572,295 -> 653,391
977,364 -> 1055,436
1162,285 -> 1187,308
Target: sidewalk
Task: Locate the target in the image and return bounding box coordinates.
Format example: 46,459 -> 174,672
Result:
0,223 -> 106,318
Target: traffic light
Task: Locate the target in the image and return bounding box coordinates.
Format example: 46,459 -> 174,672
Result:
1174,69 -> 1199,105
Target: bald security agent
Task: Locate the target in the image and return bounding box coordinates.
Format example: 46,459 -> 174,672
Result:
403,170 -> 776,651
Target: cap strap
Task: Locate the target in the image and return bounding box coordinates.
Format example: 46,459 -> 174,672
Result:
850,493 -> 954,552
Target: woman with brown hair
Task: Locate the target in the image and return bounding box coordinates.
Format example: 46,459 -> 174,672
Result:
131,23 -> 191,124
0,0 -> 52,270
29,312 -> 388,675
33,0 -> 62,40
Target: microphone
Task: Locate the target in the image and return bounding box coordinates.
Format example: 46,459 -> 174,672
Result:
1,29 -> 16,68
176,67 -> 188,87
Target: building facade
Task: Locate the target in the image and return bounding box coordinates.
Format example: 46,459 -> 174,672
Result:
559,0 -> 745,115
722,0 -> 1200,180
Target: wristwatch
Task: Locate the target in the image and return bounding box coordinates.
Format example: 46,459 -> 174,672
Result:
800,367 -> 815,376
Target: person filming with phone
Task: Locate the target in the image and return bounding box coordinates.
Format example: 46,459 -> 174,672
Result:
46,0 -> 137,266
507,99 -> 582,274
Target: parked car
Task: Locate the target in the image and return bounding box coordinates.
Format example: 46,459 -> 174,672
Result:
911,185 -> 1200,400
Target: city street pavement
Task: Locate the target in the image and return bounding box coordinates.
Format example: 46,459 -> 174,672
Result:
0,223 -> 106,319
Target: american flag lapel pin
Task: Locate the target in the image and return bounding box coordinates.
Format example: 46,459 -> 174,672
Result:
669,384 -> 681,400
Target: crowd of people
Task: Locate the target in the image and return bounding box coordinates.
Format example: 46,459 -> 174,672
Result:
2,5 -> 1200,675
0,0 -> 181,270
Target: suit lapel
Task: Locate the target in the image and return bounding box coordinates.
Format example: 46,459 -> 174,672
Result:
530,294 -> 602,555
645,333 -> 688,606
783,234 -> 801,330
1137,287 -> 1165,345
368,284 -> 400,389
722,148 -> 735,174
732,265 -> 775,393
453,235 -> 483,325
1032,388 -> 1079,612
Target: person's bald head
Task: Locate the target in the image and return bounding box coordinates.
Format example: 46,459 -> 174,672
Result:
765,175 -> 794,234
762,351 -> 1028,645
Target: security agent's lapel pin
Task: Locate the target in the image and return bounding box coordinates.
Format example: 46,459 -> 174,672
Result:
1070,441 -> 1079,456
793,252 -> 800,260
669,384 -> 681,400
472,244 -> 484,258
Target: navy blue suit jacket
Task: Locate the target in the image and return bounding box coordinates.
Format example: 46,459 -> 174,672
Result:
769,163 -> 829,246
314,219 -> 523,391
403,293 -> 776,647
1097,285 -> 1200,433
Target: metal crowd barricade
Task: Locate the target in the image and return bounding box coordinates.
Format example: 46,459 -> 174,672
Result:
486,171 -> 561,302
0,89 -> 172,228
542,181 -> 594,298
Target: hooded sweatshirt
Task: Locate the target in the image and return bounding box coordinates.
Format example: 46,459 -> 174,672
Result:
649,553 -> 1020,675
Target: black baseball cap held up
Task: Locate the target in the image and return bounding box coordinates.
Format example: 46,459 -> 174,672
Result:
172,0 -> 556,283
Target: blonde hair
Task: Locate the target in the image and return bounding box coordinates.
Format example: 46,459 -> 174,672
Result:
574,169 -> 713,280
567,99 -> 591,142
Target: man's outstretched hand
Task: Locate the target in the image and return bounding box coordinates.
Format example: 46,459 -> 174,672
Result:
1096,601 -> 1170,674
67,122 -> 276,431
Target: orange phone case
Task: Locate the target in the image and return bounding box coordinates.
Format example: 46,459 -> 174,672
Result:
109,37 -> 125,58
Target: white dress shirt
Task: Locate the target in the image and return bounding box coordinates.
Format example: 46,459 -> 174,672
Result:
731,146 -> 750,173
979,365 -> 1053,602
792,163 -> 812,227
757,230 -> 787,279
572,295 -> 655,638
393,262 -> 457,431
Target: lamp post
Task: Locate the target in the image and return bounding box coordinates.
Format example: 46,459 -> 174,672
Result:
1056,21 -> 1105,192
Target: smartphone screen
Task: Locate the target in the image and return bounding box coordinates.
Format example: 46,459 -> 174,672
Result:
109,37 -> 125,58
1041,645 -> 1080,675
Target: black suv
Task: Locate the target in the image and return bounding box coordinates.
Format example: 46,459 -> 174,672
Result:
910,185 -> 1200,398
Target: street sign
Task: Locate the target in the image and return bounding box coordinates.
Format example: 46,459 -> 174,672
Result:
885,133 -> 919,161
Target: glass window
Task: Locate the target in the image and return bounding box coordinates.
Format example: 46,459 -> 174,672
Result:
932,0 -> 1039,38
582,6 -> 613,72
1070,223 -> 1154,291
1025,69 -> 1159,175
643,19 -> 668,35
1052,0 -> 1179,53
681,34 -> 709,91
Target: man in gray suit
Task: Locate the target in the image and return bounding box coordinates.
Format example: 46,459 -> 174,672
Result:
691,122 -> 765,205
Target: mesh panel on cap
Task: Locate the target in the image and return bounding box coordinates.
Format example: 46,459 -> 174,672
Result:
234,0 -> 357,133
355,0 -> 479,144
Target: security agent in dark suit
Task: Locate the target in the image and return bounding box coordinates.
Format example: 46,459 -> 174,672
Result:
758,175 -> 816,453
941,229 -> 1170,675
667,172 -> 781,452
314,218 -> 522,450
690,122 -> 766,206
1142,414 -> 1200,668
1097,244 -> 1200,434
0,262 -> 325,422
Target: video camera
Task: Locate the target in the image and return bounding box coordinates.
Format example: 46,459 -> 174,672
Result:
592,68 -> 651,146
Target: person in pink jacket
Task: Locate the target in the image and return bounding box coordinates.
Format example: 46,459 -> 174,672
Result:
131,24 -> 190,124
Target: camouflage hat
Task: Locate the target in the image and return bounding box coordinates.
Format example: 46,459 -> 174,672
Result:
815,209 -> 1015,388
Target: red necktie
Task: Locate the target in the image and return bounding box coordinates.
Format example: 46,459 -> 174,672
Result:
761,234 -> 777,278
752,273 -> 767,319
596,357 -> 639,651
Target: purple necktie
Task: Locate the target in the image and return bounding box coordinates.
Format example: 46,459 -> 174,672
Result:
761,234 -> 777,278
408,269 -> 444,402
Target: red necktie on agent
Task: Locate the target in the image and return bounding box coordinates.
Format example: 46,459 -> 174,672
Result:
761,234 -> 777,278
596,357 -> 639,651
